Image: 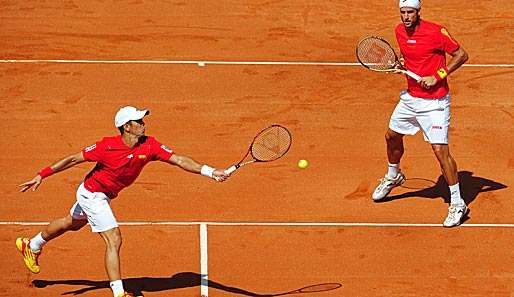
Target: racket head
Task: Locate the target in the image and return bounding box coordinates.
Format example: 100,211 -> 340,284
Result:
249,124 -> 292,162
356,36 -> 401,71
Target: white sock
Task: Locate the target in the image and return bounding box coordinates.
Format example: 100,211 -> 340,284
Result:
449,183 -> 465,206
387,163 -> 400,179
30,232 -> 47,252
110,280 -> 125,297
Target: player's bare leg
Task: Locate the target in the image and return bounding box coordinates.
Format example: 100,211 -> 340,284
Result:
431,144 -> 468,227
372,129 -> 406,201
431,144 -> 459,185
386,129 -> 405,164
100,227 -> 129,297
99,227 -> 122,280
42,215 -> 88,240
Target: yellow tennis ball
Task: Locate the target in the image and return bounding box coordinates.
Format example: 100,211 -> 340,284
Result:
297,159 -> 309,169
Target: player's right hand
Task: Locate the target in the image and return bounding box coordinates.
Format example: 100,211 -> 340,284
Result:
212,169 -> 229,182
19,176 -> 43,192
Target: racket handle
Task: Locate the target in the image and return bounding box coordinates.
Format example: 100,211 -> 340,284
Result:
225,165 -> 237,175
405,70 -> 421,81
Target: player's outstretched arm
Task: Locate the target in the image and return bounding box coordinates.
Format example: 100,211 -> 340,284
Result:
19,152 -> 86,192
166,154 -> 229,182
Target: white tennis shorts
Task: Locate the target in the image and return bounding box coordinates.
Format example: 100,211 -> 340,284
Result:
69,183 -> 119,233
389,91 -> 451,144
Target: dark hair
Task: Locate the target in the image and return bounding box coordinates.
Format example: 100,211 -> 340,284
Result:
118,125 -> 125,135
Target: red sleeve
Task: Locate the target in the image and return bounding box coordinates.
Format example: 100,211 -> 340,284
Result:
82,139 -> 105,162
150,138 -> 174,161
439,27 -> 460,54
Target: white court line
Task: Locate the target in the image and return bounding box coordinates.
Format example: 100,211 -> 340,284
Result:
0,59 -> 513,67
200,223 -> 209,297
2,221 -> 514,228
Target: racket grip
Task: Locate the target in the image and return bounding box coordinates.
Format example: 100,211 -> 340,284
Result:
405,70 -> 421,81
225,165 -> 237,175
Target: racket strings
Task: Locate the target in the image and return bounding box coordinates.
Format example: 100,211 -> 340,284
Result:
251,126 -> 291,162
357,38 -> 397,70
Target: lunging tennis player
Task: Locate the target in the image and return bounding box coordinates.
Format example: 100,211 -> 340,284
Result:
17,106 -> 229,297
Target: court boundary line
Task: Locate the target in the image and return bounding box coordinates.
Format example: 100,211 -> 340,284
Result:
2,221 -> 514,228
0,59 -> 513,67
199,223 -> 209,297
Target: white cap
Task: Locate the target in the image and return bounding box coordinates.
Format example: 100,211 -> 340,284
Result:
114,106 -> 149,127
399,0 -> 421,9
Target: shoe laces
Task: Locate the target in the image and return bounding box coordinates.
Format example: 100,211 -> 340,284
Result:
377,175 -> 396,188
447,205 -> 465,220
447,208 -> 457,220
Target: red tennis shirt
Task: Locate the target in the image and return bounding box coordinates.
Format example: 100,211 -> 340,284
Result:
395,19 -> 460,99
82,135 -> 174,198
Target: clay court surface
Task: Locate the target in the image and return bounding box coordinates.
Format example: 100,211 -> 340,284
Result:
1,1 -> 514,296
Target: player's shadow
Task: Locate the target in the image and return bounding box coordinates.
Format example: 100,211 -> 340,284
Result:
378,170 -> 507,206
32,272 -> 341,296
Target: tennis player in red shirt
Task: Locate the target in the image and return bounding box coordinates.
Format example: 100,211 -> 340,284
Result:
372,0 -> 469,227
16,106 -> 229,297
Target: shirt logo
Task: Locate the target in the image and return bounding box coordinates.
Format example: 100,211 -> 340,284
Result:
127,154 -> 133,159
84,144 -> 96,152
407,39 -> 416,44
440,27 -> 458,45
138,154 -> 147,159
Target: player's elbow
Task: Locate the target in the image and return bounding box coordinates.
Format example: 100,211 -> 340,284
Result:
168,154 -> 187,168
69,152 -> 85,164
461,50 -> 469,63
458,48 -> 469,64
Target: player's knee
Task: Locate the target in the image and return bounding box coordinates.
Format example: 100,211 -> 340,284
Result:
61,215 -> 78,230
385,130 -> 401,144
103,229 -> 122,249
69,219 -> 87,231
432,145 -> 452,164
431,144 -> 448,157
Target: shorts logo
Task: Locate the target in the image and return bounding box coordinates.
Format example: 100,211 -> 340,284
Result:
432,125 -> 443,129
84,144 -> 96,152
407,39 -> 416,44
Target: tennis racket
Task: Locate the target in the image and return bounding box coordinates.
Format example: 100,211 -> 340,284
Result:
356,36 -> 421,81
268,283 -> 342,296
225,124 -> 292,175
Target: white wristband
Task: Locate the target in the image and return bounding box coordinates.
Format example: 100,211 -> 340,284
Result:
200,165 -> 215,178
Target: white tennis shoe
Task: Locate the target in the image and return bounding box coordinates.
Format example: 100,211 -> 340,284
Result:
372,172 -> 406,201
443,204 -> 468,227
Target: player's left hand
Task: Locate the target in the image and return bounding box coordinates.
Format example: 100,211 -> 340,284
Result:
212,169 -> 229,182
390,63 -> 404,75
419,76 -> 438,89
19,176 -> 43,192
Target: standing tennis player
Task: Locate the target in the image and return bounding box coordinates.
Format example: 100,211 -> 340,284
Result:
372,0 -> 469,227
16,106 -> 229,297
